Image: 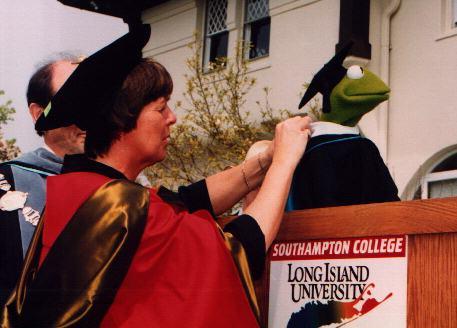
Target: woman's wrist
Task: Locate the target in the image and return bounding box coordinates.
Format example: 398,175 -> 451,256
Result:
271,156 -> 300,172
241,151 -> 272,192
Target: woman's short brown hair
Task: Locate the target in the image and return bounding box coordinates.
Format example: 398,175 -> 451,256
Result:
85,59 -> 173,158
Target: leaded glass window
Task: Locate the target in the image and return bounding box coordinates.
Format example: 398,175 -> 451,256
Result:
244,0 -> 270,59
204,0 -> 229,67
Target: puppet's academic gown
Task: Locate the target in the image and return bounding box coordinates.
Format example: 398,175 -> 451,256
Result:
3,155 -> 264,328
287,122 -> 399,210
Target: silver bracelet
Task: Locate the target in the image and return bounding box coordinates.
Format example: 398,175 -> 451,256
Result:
242,161 -> 251,191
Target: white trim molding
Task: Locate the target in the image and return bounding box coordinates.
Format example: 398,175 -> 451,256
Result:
437,0 -> 457,40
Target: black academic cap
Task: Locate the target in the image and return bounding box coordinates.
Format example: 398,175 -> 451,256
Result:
298,41 -> 353,113
35,24 -> 151,131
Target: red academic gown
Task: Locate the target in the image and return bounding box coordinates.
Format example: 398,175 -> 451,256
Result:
40,172 -> 259,327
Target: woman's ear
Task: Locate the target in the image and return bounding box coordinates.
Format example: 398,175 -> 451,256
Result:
29,103 -> 44,123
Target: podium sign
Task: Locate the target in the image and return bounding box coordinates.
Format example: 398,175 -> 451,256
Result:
221,197 -> 457,326
268,236 -> 407,327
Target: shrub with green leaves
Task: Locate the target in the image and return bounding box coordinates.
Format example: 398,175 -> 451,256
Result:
146,40 -> 293,190
0,90 -> 20,161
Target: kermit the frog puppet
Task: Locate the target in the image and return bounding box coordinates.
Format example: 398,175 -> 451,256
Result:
286,43 -> 399,210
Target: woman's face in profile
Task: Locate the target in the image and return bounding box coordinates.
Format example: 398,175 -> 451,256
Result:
121,96 -> 177,166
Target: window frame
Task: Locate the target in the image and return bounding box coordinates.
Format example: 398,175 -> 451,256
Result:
453,0 -> 457,27
421,169 -> 457,199
243,0 -> 271,60
203,0 -> 229,68
438,0 -> 457,40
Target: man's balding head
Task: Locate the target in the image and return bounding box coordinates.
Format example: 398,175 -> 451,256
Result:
27,55 -> 86,157
27,55 -> 80,134
50,61 -> 78,95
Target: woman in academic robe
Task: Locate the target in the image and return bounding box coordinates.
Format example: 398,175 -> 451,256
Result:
2,25 -> 311,328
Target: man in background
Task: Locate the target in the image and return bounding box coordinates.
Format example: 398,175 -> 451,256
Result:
0,54 -> 85,306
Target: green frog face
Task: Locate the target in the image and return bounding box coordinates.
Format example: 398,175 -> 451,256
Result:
322,66 -> 390,127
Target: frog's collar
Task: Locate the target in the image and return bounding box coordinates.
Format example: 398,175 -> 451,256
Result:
310,121 -> 359,138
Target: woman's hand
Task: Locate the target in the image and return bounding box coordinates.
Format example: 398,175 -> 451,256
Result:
272,116 -> 312,169
206,116 -> 312,218
259,116 -> 312,169
243,116 -> 312,248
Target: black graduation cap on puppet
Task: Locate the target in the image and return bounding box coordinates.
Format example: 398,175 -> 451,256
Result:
298,41 -> 354,113
35,24 -> 151,132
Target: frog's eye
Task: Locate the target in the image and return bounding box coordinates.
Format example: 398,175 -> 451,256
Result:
346,65 -> 364,79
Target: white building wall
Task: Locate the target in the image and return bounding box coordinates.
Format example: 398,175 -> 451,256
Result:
266,0 -> 339,113
142,0 -> 340,124
357,0 -> 384,151
388,0 -> 457,196
142,0 -> 198,112
142,0 -> 457,198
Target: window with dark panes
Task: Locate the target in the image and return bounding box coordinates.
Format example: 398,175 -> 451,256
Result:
204,0 -> 229,67
244,0 -> 270,59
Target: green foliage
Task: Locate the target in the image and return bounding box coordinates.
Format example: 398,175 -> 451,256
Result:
0,90 -> 15,125
146,39 -> 292,189
0,90 -> 20,161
